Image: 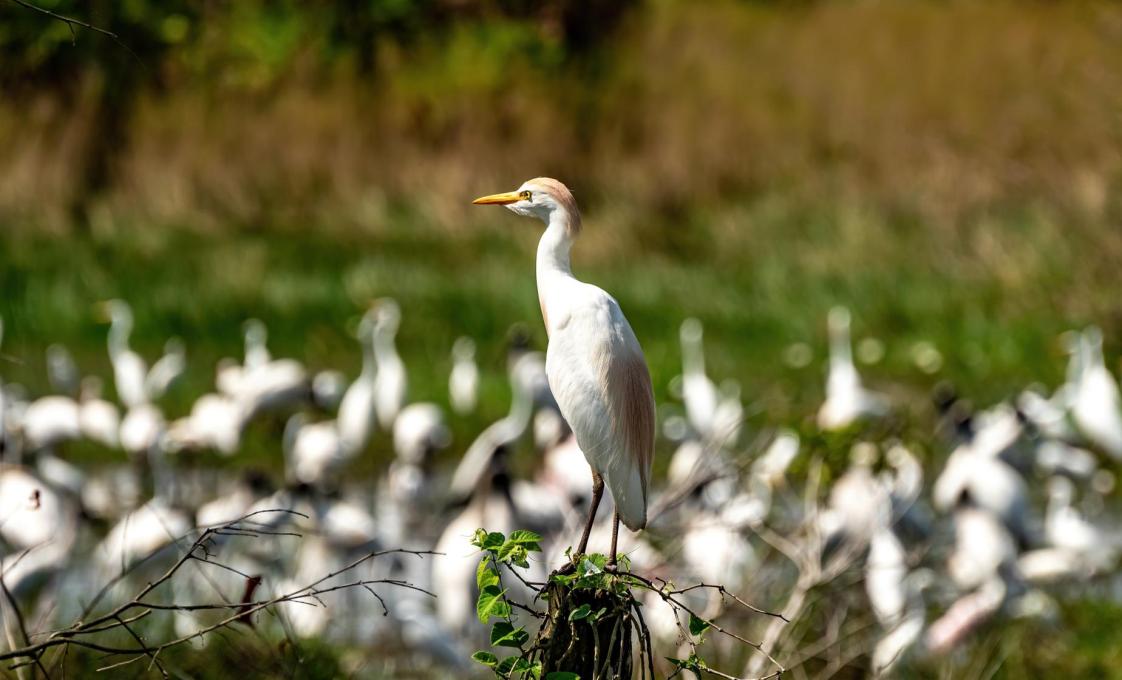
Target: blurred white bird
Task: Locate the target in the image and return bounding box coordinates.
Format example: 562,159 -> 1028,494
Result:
284,413 -> 345,488
679,318 -> 719,439
449,336 -> 479,415
1044,476 -> 1119,572
337,308 -> 379,455
144,337 -> 187,401
100,300 -> 149,409
946,507 -> 1016,591
46,344 -> 80,397
20,395 -> 81,452
818,307 -> 888,431
1071,327 -> 1122,460
78,377 -> 121,448
393,402 -> 451,466
0,465 -> 80,596
372,299 -> 407,429
871,569 -> 933,677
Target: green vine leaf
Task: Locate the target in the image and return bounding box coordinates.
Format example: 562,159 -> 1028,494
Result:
477,557 -> 500,590
490,621 -> 530,648
495,656 -> 519,674
482,531 -> 507,551
508,529 -> 543,551
476,584 -> 511,623
689,613 -> 712,637
568,604 -> 592,622
472,651 -> 499,667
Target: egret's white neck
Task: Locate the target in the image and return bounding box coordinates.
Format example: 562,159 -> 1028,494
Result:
536,213 -> 574,277
535,213 -> 575,334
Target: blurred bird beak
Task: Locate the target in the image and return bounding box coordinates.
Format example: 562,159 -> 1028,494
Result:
472,191 -> 521,206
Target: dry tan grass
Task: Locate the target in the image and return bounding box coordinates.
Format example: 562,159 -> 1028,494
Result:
2,0 -> 1121,247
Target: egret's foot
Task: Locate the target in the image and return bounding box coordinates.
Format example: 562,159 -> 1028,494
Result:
556,560 -> 578,576
605,560 -> 619,573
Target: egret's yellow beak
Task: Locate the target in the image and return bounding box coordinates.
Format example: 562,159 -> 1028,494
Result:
472,191 -> 522,206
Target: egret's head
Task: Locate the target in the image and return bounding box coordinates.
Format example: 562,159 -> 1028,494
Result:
472,177 -> 581,235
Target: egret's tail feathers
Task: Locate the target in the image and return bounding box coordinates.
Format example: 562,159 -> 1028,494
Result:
607,463 -> 647,531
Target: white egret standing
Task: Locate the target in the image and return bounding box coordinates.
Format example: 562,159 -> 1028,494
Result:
474,178 -> 655,565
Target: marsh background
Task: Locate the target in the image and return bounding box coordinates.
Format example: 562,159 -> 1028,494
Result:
2,1 -> 1122,676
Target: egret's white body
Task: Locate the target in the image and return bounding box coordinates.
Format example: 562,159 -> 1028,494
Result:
20,395 -> 81,451
946,507 -> 1016,591
284,414 -> 345,487
393,402 -> 450,465
866,526 -> 908,627
818,307 -> 888,430
818,443 -> 885,550
475,178 -> 655,561
235,358 -> 310,418
0,466 -> 80,595
1044,476 -> 1118,572
97,497 -> 192,572
119,403 -> 166,456
871,570 -> 932,677
78,377 -> 121,448
168,392 -> 245,455
449,336 -> 480,415
933,439 -> 1028,538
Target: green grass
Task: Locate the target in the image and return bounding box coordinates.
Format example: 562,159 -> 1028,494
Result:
1,197 -> 1114,473
3,199 -> 1122,676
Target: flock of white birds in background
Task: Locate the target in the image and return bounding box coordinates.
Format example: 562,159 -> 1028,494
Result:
2,302 -> 1122,675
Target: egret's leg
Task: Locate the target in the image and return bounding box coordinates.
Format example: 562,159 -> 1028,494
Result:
607,510 -> 621,569
575,471 -> 604,557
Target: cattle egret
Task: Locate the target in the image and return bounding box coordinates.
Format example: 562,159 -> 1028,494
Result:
474,178 -> 656,566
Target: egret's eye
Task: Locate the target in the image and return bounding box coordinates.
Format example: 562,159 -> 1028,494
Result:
520,190 -> 532,201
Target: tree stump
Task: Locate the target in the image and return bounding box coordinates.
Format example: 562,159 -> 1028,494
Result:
538,575 -> 633,679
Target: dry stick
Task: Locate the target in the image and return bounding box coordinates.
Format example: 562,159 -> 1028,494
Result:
3,0 -> 118,39
2,0 -> 143,65
0,573 -> 42,680
0,514 -> 434,666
